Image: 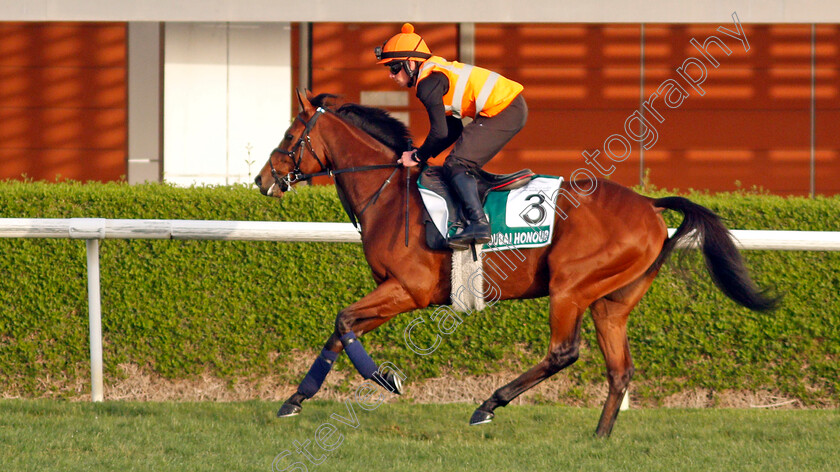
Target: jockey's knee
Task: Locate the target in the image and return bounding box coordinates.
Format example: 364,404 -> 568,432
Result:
443,159 -> 475,178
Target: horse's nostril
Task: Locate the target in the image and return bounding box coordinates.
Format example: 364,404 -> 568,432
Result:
254,175 -> 262,186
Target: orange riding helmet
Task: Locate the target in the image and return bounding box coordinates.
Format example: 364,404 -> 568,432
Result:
374,23 -> 432,64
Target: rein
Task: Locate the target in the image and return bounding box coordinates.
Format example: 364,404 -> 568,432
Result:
270,106 -> 408,242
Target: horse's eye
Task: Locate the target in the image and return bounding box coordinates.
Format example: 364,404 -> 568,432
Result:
285,134 -> 294,141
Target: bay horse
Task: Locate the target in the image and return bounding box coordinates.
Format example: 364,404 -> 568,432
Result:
255,90 -> 778,437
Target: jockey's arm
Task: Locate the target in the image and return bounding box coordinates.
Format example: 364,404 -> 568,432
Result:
415,72 -> 461,162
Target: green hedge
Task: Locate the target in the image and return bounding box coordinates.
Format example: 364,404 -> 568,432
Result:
0,180 -> 838,405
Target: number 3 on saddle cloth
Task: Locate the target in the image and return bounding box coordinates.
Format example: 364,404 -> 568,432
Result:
417,166 -> 565,252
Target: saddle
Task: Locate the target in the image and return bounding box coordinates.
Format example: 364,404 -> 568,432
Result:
418,166 -> 536,250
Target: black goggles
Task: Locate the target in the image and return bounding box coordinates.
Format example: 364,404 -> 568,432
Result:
387,61 -> 404,75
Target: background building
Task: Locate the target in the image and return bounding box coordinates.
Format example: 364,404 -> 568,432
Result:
0,1 -> 837,195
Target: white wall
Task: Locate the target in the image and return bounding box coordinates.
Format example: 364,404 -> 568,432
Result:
127,23 -> 163,184
163,22 -> 291,186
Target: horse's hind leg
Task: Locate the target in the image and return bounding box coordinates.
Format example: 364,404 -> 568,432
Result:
590,271 -> 657,437
470,291 -> 587,425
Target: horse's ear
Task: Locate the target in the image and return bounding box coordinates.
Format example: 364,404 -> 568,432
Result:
296,88 -> 315,114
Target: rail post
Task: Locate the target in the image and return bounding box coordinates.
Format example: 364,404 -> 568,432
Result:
85,239 -> 104,402
70,219 -> 106,402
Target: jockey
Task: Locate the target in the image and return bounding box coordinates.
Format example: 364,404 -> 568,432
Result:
376,23 -> 528,248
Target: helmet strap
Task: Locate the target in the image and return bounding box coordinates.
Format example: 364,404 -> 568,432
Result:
405,37 -> 424,87
404,61 -> 419,87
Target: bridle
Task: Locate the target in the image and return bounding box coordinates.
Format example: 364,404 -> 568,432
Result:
269,107 -> 330,192
268,106 -> 407,240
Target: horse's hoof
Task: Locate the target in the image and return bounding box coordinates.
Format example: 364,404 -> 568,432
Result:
374,371 -> 404,395
276,402 -> 302,418
469,409 -> 494,426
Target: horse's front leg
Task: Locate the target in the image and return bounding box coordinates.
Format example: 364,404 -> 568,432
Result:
277,278 -> 419,417
276,332 -> 342,417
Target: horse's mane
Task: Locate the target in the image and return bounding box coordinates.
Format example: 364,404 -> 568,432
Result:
310,93 -> 413,156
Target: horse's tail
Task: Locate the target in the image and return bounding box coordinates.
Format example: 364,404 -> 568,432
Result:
648,196 -> 781,312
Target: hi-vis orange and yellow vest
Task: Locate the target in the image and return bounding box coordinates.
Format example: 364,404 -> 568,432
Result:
417,56 -> 524,119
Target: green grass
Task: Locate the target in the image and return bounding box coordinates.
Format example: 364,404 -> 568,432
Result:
0,400 -> 838,471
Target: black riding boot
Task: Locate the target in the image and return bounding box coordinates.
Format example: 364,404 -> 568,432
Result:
448,172 -> 491,248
